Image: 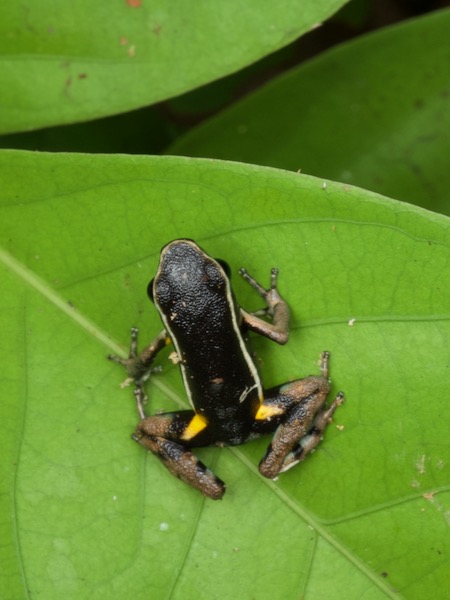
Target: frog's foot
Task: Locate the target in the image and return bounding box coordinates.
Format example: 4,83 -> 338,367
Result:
133,386 -> 147,420
108,327 -> 165,383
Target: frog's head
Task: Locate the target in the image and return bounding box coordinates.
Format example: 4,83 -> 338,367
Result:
148,239 -> 232,325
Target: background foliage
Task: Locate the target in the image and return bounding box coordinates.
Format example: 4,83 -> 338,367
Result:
1,2 -> 449,599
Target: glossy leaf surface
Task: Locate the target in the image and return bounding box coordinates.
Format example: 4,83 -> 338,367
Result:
1,151 -> 449,599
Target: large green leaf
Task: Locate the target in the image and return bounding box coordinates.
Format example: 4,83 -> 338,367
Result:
0,0 -> 347,134
1,151 -> 449,599
169,9 -> 450,216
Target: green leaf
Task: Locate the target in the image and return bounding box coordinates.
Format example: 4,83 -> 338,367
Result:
0,0 -> 347,133
1,151 -> 449,599
169,9 -> 450,216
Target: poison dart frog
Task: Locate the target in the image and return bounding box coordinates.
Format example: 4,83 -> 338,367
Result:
108,239 -> 344,499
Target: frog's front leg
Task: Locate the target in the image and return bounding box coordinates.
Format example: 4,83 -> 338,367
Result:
108,327 -> 169,384
254,352 -> 345,480
133,407 -> 226,500
239,267 -> 290,345
108,328 -> 169,417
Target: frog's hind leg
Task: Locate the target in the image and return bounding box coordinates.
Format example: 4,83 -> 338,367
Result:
273,390 -> 345,476
134,410 -> 226,500
255,352 -> 344,480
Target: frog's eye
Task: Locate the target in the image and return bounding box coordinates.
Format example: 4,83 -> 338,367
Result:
216,259 -> 231,279
147,278 -> 155,302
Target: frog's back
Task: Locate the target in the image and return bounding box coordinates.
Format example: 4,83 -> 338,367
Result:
153,240 -> 262,443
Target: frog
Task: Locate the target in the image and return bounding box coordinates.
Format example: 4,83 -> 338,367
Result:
108,239 -> 344,500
